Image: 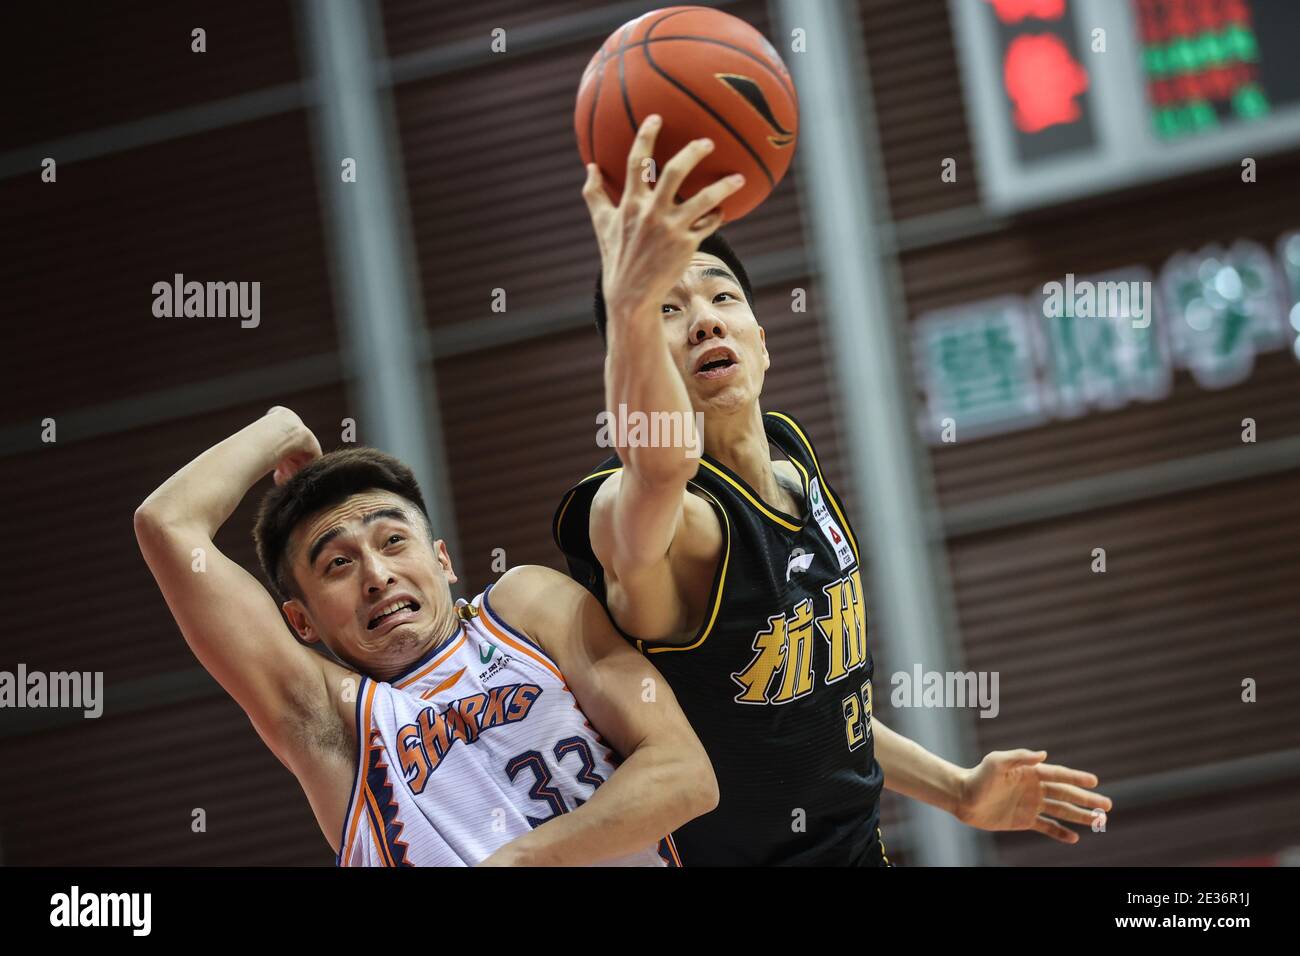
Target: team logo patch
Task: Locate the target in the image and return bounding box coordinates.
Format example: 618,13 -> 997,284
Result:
786,548 -> 815,581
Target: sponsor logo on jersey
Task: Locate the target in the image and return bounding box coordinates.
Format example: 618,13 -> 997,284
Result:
394,683 -> 543,794
478,652 -> 513,683
809,478 -> 855,570
479,643 -> 497,664
786,548 -> 815,581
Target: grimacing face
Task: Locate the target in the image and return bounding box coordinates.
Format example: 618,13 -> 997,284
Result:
280,488 -> 459,677
659,252 -> 769,416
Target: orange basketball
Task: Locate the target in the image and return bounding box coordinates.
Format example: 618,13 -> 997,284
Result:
575,6 -> 799,224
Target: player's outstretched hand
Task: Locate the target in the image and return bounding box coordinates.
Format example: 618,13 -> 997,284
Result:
956,749 -> 1113,844
581,113 -> 746,332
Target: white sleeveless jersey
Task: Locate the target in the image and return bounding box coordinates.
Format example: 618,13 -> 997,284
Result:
336,584 -> 679,867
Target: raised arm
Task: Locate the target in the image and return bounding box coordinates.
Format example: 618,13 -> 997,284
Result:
580,115 -> 744,641
133,408 -> 343,768
478,566 -> 718,866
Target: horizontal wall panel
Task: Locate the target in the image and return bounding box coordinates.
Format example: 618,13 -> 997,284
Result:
5,1 -> 301,148
5,112 -> 337,427
0,692 -> 331,865
0,387 -> 351,684
928,351 -> 1300,509
381,0 -> 606,56
901,158 -> 1300,313
859,0 -> 981,220
942,471 -> 1300,864
995,774 -> 1300,867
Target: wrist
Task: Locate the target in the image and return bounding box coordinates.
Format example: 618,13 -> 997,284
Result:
486,836 -> 541,867
260,408 -> 312,468
951,764 -> 974,821
606,293 -> 658,331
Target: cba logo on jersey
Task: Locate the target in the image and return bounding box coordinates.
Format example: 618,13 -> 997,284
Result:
731,569 -> 868,705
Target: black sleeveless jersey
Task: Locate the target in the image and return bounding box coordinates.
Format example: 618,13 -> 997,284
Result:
553,410 -> 887,866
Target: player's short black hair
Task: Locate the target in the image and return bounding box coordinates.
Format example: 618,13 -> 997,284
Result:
592,230 -> 755,343
253,447 -> 434,605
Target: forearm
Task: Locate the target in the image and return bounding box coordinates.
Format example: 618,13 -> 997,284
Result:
484,743 -> 713,866
604,304 -> 699,484
873,716 -> 968,817
136,410 -> 299,536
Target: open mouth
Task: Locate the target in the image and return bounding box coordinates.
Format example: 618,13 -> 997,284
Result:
694,347 -> 739,379
368,599 -> 421,630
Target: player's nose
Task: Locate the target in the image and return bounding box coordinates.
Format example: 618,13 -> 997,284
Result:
361,554 -> 396,592
688,309 -> 729,344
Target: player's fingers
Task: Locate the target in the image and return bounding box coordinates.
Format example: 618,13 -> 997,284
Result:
1032,814 -> 1079,844
581,163 -> 614,220
677,172 -> 746,224
1042,798 -> 1096,827
687,207 -> 725,238
1002,749 -> 1048,767
657,136 -> 717,202
1044,781 -> 1112,812
1037,763 -> 1099,788
623,113 -> 662,201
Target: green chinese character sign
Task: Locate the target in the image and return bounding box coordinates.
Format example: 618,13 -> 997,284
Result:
915,297 -> 1045,441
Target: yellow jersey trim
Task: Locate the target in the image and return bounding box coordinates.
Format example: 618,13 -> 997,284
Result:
697,458 -> 804,532
639,480 -> 731,655
765,412 -> 861,563
556,464 -> 731,656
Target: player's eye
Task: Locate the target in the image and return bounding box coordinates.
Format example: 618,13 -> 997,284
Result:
387,534 -> 404,545
714,292 -> 735,302
328,555 -> 349,570
661,303 -> 680,315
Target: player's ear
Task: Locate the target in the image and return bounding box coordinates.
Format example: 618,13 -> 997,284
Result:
435,539 -> 459,584
283,600 -> 320,645
759,325 -> 769,371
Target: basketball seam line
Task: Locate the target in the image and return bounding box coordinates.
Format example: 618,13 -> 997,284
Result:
617,22 -> 636,134
587,32 -> 606,170
642,13 -> 776,188
597,34 -> 796,106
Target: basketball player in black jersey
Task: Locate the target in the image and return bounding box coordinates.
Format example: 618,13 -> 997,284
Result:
554,114 -> 1113,865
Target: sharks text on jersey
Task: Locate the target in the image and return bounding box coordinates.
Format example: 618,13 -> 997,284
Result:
396,682 -> 543,793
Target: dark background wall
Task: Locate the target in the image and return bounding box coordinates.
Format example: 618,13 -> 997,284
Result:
2,0 -> 1296,866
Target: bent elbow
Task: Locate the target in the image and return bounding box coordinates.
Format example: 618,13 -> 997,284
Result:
683,750 -> 720,819
698,760 -> 721,815
133,501 -> 191,551
622,448 -> 700,489
133,503 -> 162,543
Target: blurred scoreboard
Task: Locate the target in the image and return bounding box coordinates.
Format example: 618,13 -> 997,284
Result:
950,0 -> 1300,212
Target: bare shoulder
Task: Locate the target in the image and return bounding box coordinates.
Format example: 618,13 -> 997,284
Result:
590,468 -> 707,517
675,486 -> 725,560
589,467 -> 623,514
591,469 -> 720,558
490,565 -> 608,661
489,565 -> 581,629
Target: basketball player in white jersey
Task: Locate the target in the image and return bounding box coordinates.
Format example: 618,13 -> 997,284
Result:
134,406 -> 716,866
